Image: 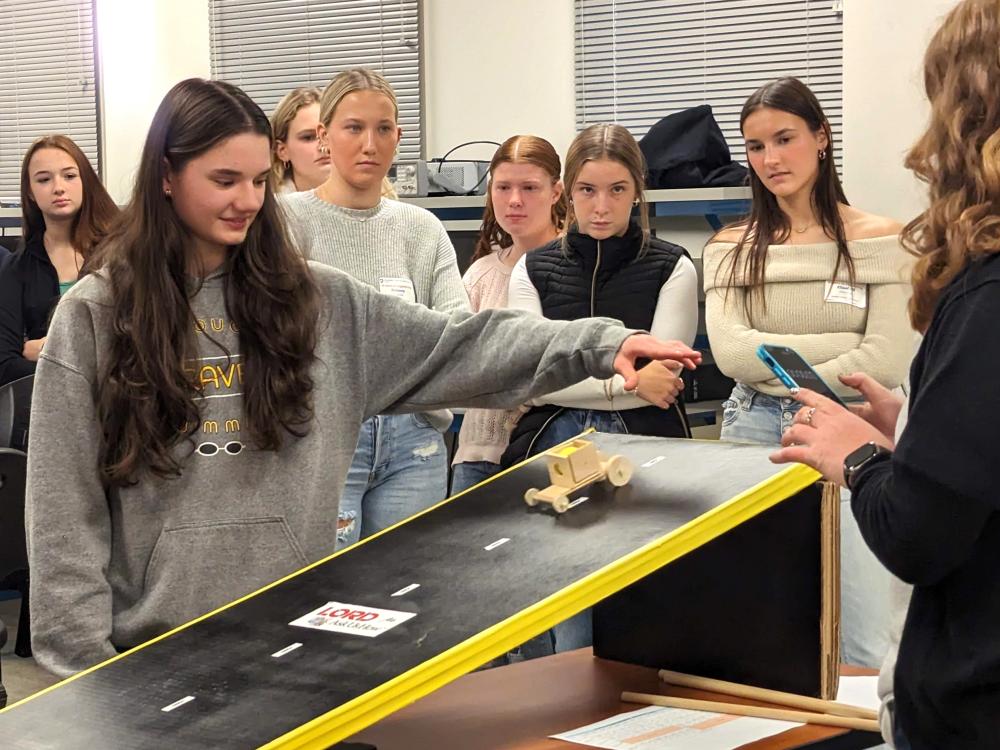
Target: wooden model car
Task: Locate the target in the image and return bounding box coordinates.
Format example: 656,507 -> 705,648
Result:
524,439 -> 634,513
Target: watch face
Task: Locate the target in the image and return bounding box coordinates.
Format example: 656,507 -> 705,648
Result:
846,442 -> 878,469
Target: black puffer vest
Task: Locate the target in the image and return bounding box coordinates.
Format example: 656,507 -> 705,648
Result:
502,221 -> 692,467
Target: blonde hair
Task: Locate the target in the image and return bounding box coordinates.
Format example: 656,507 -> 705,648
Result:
269,86 -> 322,187
563,124 -> 649,252
904,0 -> 1000,332
319,68 -> 399,200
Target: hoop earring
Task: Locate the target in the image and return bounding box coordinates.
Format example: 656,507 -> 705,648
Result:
283,160 -> 291,170
633,198 -> 640,206
819,150 -> 827,161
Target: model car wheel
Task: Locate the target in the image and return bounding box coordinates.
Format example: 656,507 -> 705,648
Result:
606,455 -> 634,487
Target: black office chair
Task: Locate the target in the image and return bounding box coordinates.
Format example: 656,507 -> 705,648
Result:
0,374 -> 33,452
0,375 -> 33,661
0,448 -> 28,658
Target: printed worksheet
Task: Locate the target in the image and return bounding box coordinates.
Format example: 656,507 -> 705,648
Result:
551,705 -> 800,749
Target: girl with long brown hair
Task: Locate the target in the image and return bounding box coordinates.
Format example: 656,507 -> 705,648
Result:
500,123 -> 698,659
773,1 -> 1000,745
702,77 -> 913,668
0,135 -> 118,385
282,68 -> 467,549
504,124 -> 698,467
26,77 -> 699,677
450,134 -> 567,494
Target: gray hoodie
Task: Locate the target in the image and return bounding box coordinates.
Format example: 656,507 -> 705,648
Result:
27,261 -> 633,677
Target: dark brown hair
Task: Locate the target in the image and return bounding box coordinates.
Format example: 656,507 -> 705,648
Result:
20,134 -> 119,257
562,124 -> 649,253
719,77 -> 853,322
472,135 -> 568,262
94,78 -> 320,486
904,0 -> 1000,332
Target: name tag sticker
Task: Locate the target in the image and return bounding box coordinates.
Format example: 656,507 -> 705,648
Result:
824,281 -> 867,308
290,601 -> 416,638
379,277 -> 416,303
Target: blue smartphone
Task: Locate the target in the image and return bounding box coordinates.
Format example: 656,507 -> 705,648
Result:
756,344 -> 847,408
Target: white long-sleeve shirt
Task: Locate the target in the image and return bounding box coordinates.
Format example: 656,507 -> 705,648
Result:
508,253 -> 699,409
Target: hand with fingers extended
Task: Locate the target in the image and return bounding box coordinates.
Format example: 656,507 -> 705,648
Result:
613,334 -> 701,393
839,372 -> 904,443
635,360 -> 685,409
769,388 -> 893,486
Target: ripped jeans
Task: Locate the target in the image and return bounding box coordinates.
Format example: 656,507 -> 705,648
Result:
337,414 -> 448,550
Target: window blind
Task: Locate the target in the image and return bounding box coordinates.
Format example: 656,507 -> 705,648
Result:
209,0 -> 422,161
0,0 -> 100,200
575,0 -> 844,169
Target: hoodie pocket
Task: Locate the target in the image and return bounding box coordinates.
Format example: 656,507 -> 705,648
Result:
141,516 -> 309,627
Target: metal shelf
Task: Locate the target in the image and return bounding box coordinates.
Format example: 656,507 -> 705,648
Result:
401,186 -> 751,230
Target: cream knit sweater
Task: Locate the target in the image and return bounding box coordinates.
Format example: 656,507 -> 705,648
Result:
453,252 -> 526,465
703,235 -> 914,397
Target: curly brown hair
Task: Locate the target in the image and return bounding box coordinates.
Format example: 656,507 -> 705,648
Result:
94,79 -> 320,486
903,0 -> 1000,332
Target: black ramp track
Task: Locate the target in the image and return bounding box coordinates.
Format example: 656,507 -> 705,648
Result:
0,433 -> 819,749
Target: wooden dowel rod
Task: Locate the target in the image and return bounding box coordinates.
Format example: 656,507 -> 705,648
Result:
621,692 -> 881,733
657,669 -> 877,720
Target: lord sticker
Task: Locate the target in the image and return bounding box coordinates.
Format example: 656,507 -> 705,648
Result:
289,601 -> 416,638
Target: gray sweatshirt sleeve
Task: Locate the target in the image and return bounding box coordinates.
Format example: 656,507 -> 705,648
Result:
26,302 -> 117,677
350,276 -> 634,418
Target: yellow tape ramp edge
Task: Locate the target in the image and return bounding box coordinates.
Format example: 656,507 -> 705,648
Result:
261,460 -> 821,749
1,431 -> 819,749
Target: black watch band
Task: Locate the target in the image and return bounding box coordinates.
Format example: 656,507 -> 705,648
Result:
843,441 -> 891,491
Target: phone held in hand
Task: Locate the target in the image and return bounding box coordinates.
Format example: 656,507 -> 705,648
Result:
756,344 -> 847,408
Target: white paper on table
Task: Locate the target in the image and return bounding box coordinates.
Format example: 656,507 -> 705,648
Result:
550,704 -> 801,749
835,675 -> 881,714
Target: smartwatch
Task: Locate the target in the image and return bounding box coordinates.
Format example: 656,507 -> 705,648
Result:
843,441 -> 892,491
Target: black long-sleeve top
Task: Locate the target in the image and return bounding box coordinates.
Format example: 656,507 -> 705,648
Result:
851,252 -> 1000,749
0,236 -> 59,386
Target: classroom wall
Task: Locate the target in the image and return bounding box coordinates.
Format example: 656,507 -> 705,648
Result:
422,0 -> 578,164
96,0 -> 211,204
91,0 -> 960,225
840,0 -> 959,225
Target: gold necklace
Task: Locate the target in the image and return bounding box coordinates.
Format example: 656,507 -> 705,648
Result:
793,223 -> 814,234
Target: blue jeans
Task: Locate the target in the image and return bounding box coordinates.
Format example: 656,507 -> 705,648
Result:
450,460 -> 501,495
337,414 -> 448,550
507,408 -> 628,661
720,383 -> 893,668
